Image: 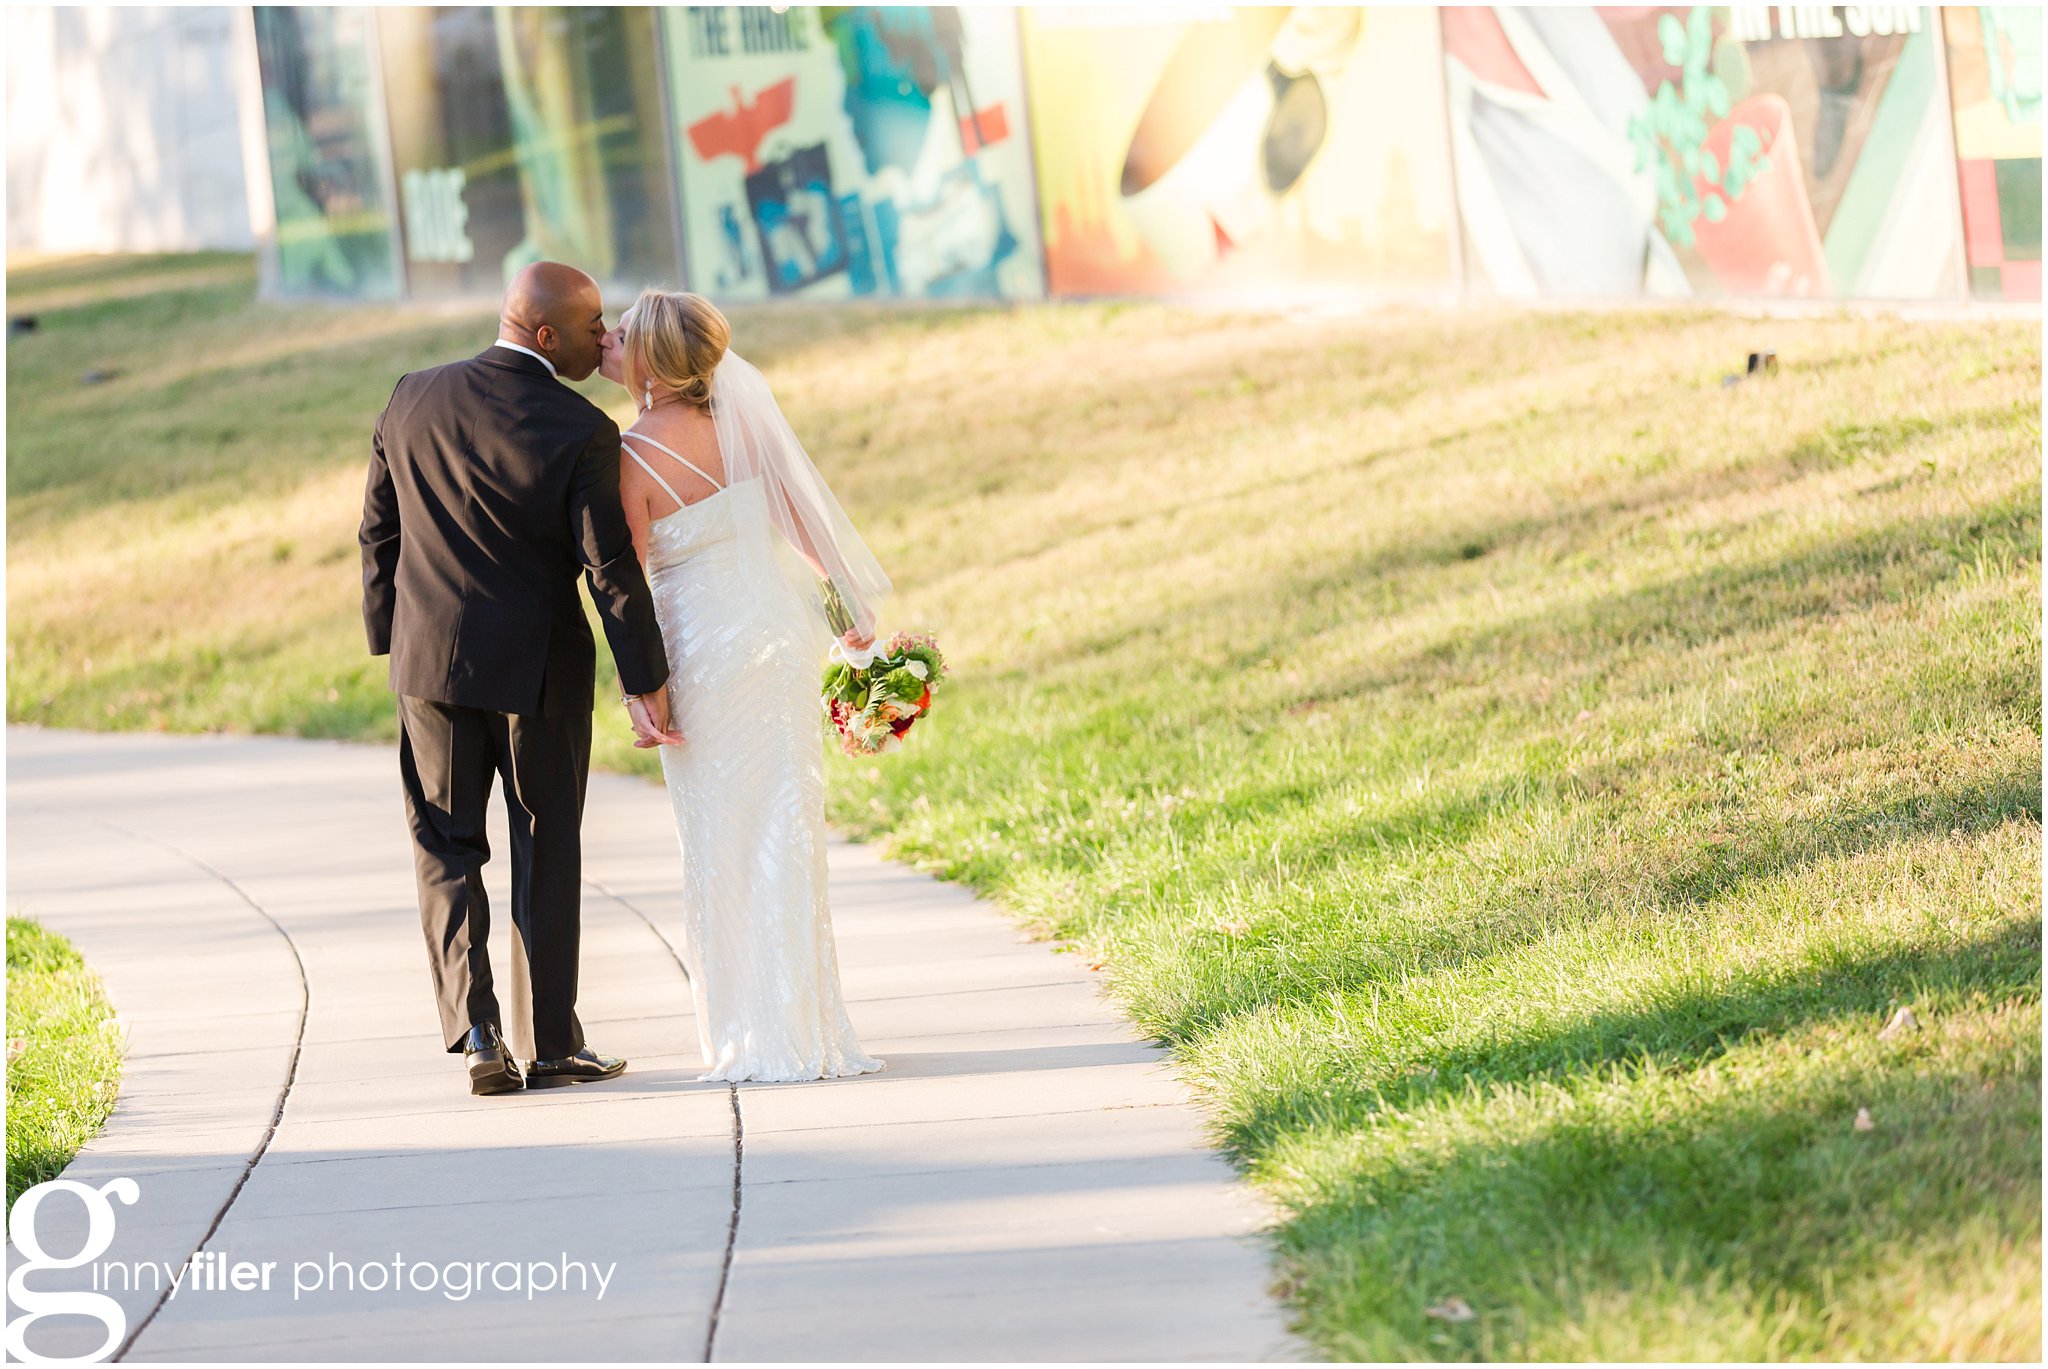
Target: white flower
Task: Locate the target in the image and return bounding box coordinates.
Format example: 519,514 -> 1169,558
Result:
905,660 -> 929,680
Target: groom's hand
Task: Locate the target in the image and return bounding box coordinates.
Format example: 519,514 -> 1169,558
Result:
627,692 -> 684,748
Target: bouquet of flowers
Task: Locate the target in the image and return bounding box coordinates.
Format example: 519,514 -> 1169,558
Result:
821,631 -> 947,756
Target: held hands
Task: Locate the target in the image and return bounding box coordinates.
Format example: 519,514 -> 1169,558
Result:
625,690 -> 685,749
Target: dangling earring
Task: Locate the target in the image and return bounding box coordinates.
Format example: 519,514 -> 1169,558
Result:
642,380 -> 653,412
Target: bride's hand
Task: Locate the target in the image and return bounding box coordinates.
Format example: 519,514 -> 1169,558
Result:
843,627 -> 875,651
626,692 -> 684,748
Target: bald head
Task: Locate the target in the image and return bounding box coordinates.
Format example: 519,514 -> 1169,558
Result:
499,262 -> 605,381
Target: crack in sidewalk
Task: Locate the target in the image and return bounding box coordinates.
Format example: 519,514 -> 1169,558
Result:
584,876 -> 743,1362
89,818 -> 310,1363
703,1084 -> 744,1362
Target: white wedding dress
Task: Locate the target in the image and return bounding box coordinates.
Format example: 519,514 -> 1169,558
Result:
621,429 -> 883,1084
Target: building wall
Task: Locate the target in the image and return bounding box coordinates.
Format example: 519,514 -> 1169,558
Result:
6,5 -> 253,254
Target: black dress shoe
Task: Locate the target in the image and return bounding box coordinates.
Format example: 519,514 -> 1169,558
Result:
463,1022 -> 523,1097
524,1047 -> 626,1087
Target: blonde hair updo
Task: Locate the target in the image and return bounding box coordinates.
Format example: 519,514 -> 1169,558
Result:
624,289 -> 731,413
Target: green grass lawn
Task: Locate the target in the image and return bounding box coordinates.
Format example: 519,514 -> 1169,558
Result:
7,253 -> 2040,1358
6,918 -> 122,1207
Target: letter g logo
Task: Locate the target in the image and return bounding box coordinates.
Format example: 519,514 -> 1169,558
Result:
6,1177 -> 140,1365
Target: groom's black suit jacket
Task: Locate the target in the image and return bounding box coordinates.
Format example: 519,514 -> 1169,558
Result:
360,346 -> 670,715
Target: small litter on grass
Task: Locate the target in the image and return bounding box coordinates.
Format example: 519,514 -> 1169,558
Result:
80,367 -> 119,385
1213,919 -> 1251,938
6,1037 -> 24,1063
1853,1107 -> 1875,1132
1722,347 -> 1780,388
1425,1297 -> 1477,1323
1877,1007 -> 1920,1040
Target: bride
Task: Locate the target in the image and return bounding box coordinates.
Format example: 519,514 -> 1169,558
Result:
599,289 -> 890,1083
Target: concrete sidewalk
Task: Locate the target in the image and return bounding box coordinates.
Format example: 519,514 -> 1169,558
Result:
5,728 -> 1297,1362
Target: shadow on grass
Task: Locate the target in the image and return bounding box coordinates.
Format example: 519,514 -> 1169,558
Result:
9,316 -> 495,506
1357,917 -> 2035,1123
1145,754 -> 2040,1047
4,251 -> 254,313
1362,489 -> 2041,689
1283,1008 -> 2042,1360
1014,405 -> 2031,685
1561,754 -> 2042,911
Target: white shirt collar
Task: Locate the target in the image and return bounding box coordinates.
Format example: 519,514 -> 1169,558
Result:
492,338 -> 557,377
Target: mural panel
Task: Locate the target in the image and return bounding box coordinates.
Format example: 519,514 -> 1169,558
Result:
1444,6 -> 1964,299
376,6 -> 679,298
1022,6 -> 1457,298
252,7 -> 399,298
248,6 -> 2020,307
662,6 -> 1044,300
1945,5 -> 2041,301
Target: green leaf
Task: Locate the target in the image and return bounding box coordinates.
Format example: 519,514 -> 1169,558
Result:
1700,148 -> 1722,185
1687,6 -> 1713,61
1703,193 -> 1727,223
1658,12 -> 1687,65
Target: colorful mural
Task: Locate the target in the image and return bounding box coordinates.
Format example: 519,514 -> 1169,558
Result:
249,6 -> 2028,308
1444,6 -> 1965,300
376,6 -> 679,299
661,6 -> 1043,301
251,7 -> 399,298
1945,6 -> 2042,300
1021,6 -> 1457,298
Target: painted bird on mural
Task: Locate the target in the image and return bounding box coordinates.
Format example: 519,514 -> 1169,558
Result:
688,78 -> 798,173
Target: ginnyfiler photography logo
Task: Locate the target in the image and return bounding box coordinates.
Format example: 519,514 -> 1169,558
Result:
7,1177 -> 619,1366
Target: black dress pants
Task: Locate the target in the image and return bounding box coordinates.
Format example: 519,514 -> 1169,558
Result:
396,694 -> 591,1061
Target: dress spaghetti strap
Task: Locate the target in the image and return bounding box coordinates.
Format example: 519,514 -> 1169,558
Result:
620,440 -> 687,511
621,430 -> 725,490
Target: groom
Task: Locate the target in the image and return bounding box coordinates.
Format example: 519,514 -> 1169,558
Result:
360,261 -> 683,1097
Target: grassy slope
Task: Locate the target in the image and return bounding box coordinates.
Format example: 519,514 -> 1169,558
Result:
6,918 -> 122,1207
7,254 -> 2040,1357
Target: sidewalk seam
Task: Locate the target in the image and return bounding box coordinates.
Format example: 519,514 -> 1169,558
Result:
90,818 -> 310,1364
583,874 -> 693,988
703,1085 -> 744,1363
583,873 -> 742,1362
